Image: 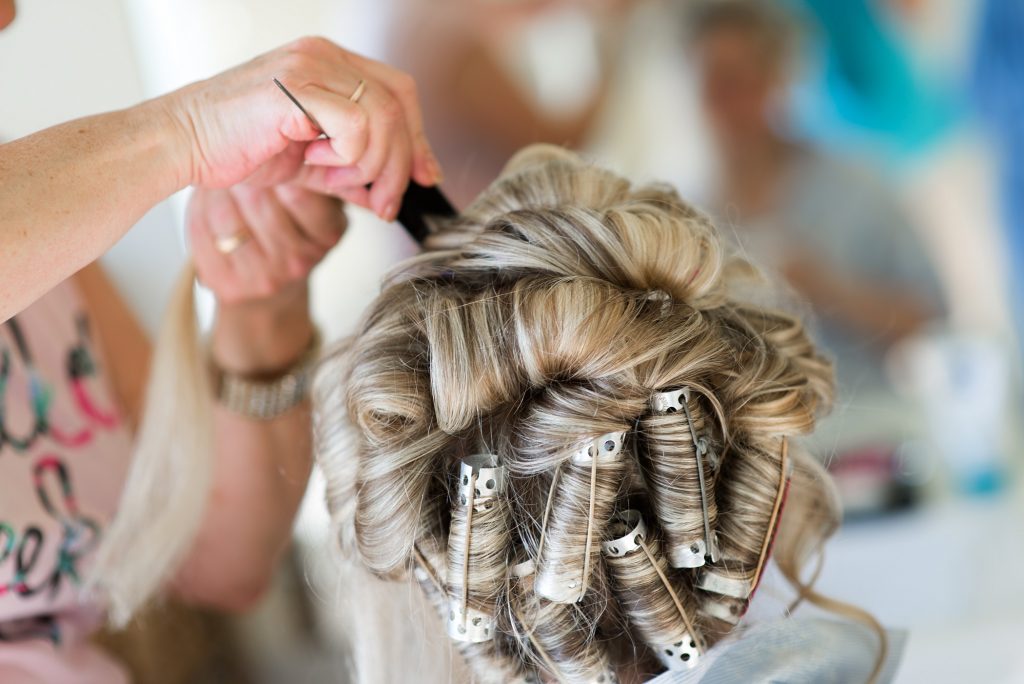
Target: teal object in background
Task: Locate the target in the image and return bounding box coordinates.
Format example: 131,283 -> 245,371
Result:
783,0 -> 959,159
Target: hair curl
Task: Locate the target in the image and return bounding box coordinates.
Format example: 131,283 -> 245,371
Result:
316,145 -> 864,682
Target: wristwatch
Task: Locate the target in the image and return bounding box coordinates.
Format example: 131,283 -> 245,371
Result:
214,330 -> 322,420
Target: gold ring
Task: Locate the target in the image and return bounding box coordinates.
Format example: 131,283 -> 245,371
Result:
215,230 -> 251,255
349,79 -> 367,104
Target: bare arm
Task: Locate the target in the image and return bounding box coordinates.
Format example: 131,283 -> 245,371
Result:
784,255 -> 937,346
172,286 -> 317,611
1,104 -> 188,321
73,263 -> 153,430
1,37 -> 441,323
79,244 -> 326,613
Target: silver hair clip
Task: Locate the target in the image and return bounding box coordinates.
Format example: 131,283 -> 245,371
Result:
601,510 -> 648,558
658,633 -> 701,671
509,559 -> 537,579
570,432 -> 626,465
458,454 -> 507,510
446,599 -> 496,643
696,568 -> 752,600
700,595 -> 745,625
536,433 -> 625,604
651,387 -> 720,567
534,565 -> 586,604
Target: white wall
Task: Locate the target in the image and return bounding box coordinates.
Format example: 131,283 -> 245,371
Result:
0,0 -> 182,332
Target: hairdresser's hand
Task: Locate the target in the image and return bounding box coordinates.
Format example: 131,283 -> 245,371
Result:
188,181 -> 343,372
161,36 -> 442,221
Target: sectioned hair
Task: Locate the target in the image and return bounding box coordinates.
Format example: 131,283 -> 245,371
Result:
315,145 -> 879,682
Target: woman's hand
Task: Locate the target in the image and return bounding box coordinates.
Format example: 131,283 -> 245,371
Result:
187,179 -> 343,373
162,36 -> 442,221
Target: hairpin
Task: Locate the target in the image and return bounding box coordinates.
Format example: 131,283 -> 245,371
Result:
650,387 -> 720,567
601,510 -> 703,669
536,432 -> 625,604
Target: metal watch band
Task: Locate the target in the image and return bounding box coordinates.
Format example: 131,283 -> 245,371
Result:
215,330 -> 321,420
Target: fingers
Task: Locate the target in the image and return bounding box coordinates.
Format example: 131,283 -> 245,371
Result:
189,189 -> 274,304
187,191 -> 237,290
294,165 -> 371,208
274,183 -> 346,250
230,184 -> 325,282
348,54 -> 442,187
245,141 -> 308,188
291,84 -> 370,165
368,122 -> 412,222
267,39 -> 443,221
298,84 -> 411,219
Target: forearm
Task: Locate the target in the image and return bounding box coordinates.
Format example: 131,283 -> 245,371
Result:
173,286 -> 315,610
799,272 -> 934,345
0,99 -> 189,321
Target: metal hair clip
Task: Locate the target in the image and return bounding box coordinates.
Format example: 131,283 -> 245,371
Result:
601,510 -> 648,558
447,599 -> 496,643
700,595 -> 746,625
651,387 -> 720,567
458,454 -> 507,510
659,633 -> 702,671
570,432 -> 626,466
696,569 -> 752,600
509,559 -> 537,579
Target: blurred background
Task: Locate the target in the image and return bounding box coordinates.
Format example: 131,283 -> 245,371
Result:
1,0 -> 1021,682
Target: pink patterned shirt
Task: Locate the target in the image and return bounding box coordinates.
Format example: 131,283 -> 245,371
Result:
0,280 -> 132,683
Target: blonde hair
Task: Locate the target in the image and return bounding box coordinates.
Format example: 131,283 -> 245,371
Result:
316,145 -> 877,682
88,265 -> 214,625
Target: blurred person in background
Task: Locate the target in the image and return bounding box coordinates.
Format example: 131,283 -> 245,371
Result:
688,1 -> 944,455
383,0 -> 636,207
781,0 -> 956,155
0,0 -> 440,679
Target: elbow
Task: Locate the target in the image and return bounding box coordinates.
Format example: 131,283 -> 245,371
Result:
206,578 -> 272,614
174,569 -> 273,614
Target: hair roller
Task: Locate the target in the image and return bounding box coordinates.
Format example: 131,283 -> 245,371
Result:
412,543 -> 527,684
642,387 -> 720,568
698,436 -> 790,630
447,455 -> 512,644
602,510 -> 704,672
534,433 -> 629,604
508,558 -> 618,684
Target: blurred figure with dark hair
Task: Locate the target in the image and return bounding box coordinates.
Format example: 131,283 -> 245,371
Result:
689,0 -> 944,449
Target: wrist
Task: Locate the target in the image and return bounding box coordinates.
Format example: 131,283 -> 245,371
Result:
128,93 -> 198,193
142,83 -> 208,190
212,283 -> 314,375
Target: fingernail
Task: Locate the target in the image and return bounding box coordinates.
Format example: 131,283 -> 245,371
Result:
383,203 -> 396,222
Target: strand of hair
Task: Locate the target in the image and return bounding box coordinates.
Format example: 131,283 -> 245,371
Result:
750,437 -> 788,592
